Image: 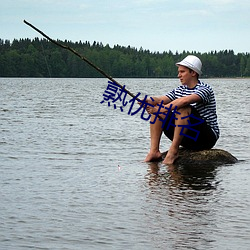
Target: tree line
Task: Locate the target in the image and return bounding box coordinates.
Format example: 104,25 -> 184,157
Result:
0,38 -> 250,78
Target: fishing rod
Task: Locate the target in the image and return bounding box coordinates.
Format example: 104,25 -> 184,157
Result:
23,20 -> 141,102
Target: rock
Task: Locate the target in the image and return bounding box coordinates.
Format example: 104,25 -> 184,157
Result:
161,148 -> 238,166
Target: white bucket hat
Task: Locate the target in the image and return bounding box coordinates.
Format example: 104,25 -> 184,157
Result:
176,55 -> 202,75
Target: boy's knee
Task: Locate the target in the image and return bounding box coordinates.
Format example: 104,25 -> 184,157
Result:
176,105 -> 191,115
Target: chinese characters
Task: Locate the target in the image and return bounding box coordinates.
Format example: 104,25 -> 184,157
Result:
100,81 -> 204,141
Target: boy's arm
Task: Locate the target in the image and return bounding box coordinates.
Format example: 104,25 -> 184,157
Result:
164,94 -> 201,111
147,95 -> 172,106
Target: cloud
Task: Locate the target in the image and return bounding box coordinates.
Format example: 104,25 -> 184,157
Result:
79,3 -> 89,10
206,0 -> 237,4
134,0 -> 167,5
198,0 -> 250,10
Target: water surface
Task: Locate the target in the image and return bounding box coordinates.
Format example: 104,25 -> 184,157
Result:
1,78 -> 250,249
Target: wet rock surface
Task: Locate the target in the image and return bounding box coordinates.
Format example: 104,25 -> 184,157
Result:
161,148 -> 238,166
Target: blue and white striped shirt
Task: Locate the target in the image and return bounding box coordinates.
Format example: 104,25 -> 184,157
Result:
166,80 -> 220,139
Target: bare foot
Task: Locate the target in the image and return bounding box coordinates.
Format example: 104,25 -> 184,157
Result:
163,150 -> 179,165
144,151 -> 162,162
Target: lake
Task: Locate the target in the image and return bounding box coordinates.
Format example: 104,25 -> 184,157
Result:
1,78 -> 250,250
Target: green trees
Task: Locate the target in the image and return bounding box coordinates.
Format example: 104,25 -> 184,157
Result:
0,38 -> 249,78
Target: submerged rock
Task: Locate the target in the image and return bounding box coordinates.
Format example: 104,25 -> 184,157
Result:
161,148 -> 238,166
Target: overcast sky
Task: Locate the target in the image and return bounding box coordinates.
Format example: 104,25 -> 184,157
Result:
1,0 -> 249,53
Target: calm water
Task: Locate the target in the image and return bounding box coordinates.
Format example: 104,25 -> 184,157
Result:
1,78 -> 250,250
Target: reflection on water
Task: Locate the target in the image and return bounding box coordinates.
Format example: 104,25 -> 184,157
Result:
147,162 -> 219,191
144,162 -> 220,249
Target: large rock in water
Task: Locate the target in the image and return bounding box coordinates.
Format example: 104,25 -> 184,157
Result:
161,148 -> 238,166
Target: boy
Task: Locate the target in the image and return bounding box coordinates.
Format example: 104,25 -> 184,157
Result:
144,55 -> 219,164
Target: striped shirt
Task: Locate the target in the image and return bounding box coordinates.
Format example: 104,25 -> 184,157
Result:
166,80 -> 220,139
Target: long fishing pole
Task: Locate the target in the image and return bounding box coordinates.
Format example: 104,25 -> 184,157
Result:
23,20 -> 141,102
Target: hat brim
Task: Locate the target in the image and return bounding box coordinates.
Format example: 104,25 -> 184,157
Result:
176,62 -> 202,75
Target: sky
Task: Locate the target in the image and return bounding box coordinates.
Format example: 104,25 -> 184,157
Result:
1,0 -> 250,53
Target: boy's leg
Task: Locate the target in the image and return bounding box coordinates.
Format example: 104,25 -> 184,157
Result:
144,114 -> 163,162
163,106 -> 191,164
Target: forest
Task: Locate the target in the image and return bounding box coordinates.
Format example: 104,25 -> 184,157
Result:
0,38 -> 250,78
